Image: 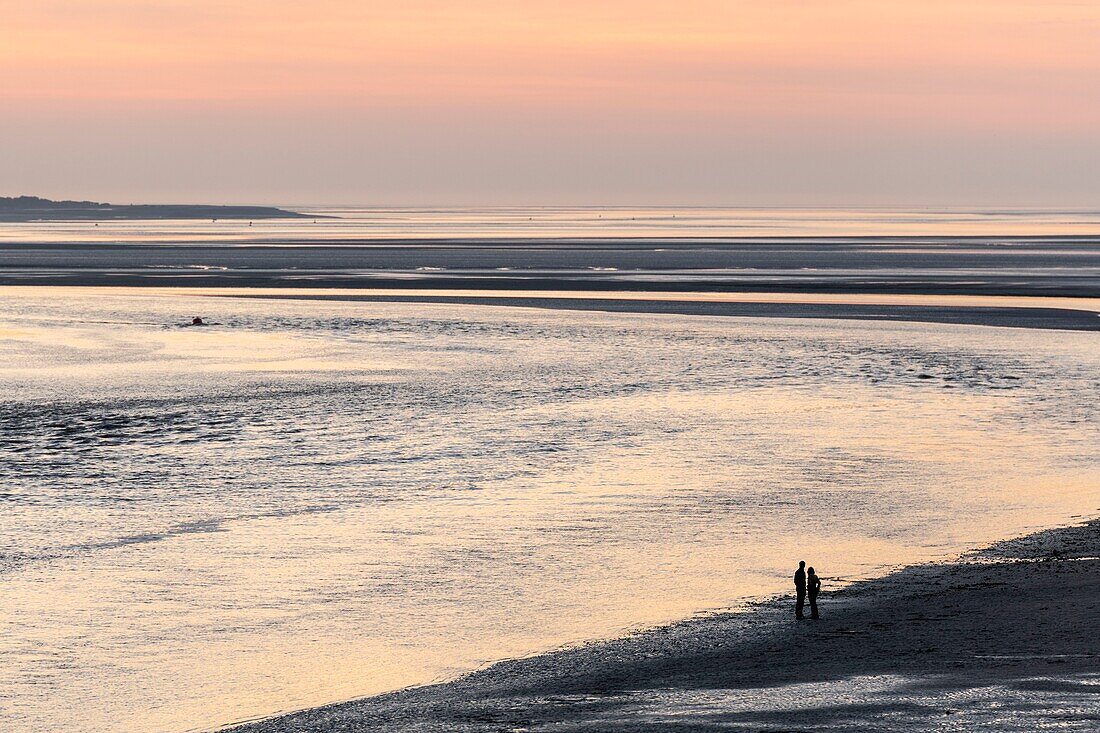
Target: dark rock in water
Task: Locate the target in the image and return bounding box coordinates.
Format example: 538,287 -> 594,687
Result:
0,195 -> 316,222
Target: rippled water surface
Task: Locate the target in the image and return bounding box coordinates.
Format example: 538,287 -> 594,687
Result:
1,288 -> 1098,732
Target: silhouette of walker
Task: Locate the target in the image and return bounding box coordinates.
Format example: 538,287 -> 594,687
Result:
794,561 -> 806,619
807,567 -> 822,619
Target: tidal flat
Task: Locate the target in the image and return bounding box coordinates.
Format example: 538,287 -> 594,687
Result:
1,285 -> 1097,732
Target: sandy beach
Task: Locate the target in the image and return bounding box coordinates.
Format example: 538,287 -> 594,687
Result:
229,517 -> 1100,732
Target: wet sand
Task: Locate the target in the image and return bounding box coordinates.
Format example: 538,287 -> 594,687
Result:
3,236 -> 1100,298
228,518 -> 1100,732
2,285 -> 1098,332
219,290 -> 1100,332
4,234 -> 1099,331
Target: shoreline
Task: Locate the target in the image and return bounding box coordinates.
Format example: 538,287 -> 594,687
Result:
221,292 -> 1100,332
227,517 -> 1100,732
2,285 -> 1099,332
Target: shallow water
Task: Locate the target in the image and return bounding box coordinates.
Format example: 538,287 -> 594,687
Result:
1,288 -> 1098,732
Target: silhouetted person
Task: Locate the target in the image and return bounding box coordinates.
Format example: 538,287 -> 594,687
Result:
794,561 -> 806,619
808,566 -> 821,619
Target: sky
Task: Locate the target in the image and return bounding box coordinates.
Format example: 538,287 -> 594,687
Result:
2,1 -> 1099,206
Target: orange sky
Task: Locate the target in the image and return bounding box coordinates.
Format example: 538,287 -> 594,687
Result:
2,1 -> 1099,204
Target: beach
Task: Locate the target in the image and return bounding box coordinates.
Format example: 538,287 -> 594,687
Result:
229,517 -> 1100,732
2,213 -> 1098,732
10,0 -> 1100,724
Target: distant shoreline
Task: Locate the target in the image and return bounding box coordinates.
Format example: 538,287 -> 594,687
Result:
226,517 -> 1100,732
0,196 -> 315,222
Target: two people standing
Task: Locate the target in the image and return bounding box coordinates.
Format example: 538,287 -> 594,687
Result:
793,560 -> 821,620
